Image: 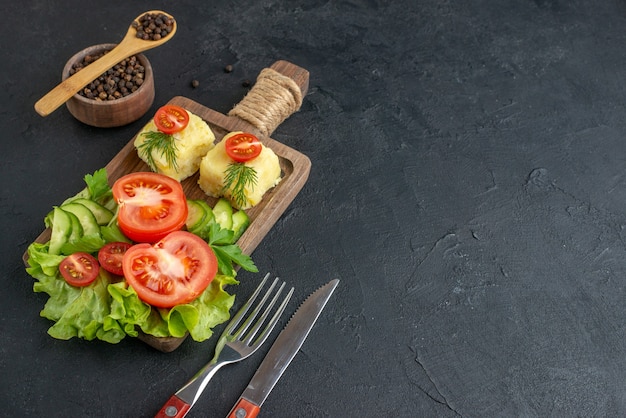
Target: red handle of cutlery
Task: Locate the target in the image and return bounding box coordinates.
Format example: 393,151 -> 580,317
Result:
155,394 -> 191,418
227,397 -> 261,418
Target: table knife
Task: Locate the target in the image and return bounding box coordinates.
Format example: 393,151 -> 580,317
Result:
226,279 -> 340,418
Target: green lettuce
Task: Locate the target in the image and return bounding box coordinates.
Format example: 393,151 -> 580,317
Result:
27,242 -> 65,277
60,234 -> 107,254
30,266 -> 126,343
26,244 -> 238,344
107,274 -> 238,342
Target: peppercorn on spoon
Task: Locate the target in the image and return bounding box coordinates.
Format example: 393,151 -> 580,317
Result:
34,10 -> 176,117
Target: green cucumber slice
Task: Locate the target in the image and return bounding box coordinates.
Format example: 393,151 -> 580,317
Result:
231,210 -> 250,243
213,198 -> 233,231
60,202 -> 100,236
195,200 -> 215,228
66,211 -> 84,242
72,198 -> 114,225
186,200 -> 216,237
48,207 -> 72,255
186,200 -> 208,231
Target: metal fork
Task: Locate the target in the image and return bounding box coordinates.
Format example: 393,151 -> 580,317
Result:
155,273 -> 294,418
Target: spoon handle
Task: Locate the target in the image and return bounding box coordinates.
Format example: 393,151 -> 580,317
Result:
34,44 -> 135,117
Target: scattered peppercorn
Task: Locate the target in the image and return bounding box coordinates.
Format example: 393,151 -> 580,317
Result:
69,50 -> 146,101
191,79 -> 200,88
224,64 -> 233,73
132,12 -> 175,41
242,79 -> 251,88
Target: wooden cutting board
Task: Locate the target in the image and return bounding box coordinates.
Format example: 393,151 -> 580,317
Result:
24,60 -> 311,352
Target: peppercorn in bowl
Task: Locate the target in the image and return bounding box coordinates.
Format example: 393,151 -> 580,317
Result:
62,43 -> 155,127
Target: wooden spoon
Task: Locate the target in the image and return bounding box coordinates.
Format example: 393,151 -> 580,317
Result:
34,10 -> 177,117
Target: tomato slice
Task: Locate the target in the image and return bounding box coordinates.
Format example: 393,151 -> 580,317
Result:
112,172 -> 188,243
59,252 -> 99,287
224,132 -> 262,162
154,105 -> 190,134
98,242 -> 132,276
122,231 -> 218,308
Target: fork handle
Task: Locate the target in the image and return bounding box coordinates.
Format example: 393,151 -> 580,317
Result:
155,361 -> 225,418
155,395 -> 191,418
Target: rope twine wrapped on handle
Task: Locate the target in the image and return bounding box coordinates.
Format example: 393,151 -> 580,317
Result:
228,67 -> 303,137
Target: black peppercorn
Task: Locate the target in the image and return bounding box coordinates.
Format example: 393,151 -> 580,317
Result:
71,49 -> 146,101
134,12 -> 175,41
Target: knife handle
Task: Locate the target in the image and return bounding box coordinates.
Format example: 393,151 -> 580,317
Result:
227,397 -> 260,418
155,394 -> 191,418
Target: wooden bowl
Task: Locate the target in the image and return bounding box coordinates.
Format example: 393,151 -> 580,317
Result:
62,43 -> 155,128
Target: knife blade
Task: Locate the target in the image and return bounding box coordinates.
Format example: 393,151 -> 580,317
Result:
226,279 -> 340,418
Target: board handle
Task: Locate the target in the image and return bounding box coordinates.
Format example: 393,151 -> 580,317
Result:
228,60 -> 309,137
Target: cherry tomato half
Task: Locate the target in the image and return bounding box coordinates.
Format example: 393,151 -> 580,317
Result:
224,132 -> 262,163
98,242 -> 132,276
154,105 -> 189,135
112,172 -> 188,243
122,231 -> 218,308
59,252 -> 99,287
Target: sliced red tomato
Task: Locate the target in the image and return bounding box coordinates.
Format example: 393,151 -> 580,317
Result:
59,252 -> 99,287
224,132 -> 262,162
98,242 -> 132,276
122,231 -> 218,308
112,172 -> 188,243
154,105 -> 189,134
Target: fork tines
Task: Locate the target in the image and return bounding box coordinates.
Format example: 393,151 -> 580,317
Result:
228,273 -> 294,347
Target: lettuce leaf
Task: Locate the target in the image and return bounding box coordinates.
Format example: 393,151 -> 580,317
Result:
107,281 -> 152,337
25,239 -> 238,344
60,233 -> 107,254
27,242 -> 65,277
107,274 -> 238,342
167,274 -> 238,341
33,269 -> 126,343
46,278 -> 126,343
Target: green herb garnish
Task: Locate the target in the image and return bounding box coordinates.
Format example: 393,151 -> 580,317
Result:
206,222 -> 258,276
137,131 -> 179,172
222,163 -> 258,209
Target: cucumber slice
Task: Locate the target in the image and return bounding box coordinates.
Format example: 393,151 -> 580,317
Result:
60,202 -> 100,236
186,200 -> 216,237
66,211 -> 84,242
48,207 -> 72,255
195,200 -> 215,227
72,198 -> 114,225
231,210 -> 250,243
186,200 -> 208,231
213,198 -> 233,230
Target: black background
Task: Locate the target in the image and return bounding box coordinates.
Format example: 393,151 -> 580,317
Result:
2,0 -> 626,416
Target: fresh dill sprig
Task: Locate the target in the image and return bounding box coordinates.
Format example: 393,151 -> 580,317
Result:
137,131 -> 179,172
222,163 -> 258,208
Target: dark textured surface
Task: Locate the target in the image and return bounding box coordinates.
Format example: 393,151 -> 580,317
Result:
2,0 -> 626,416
